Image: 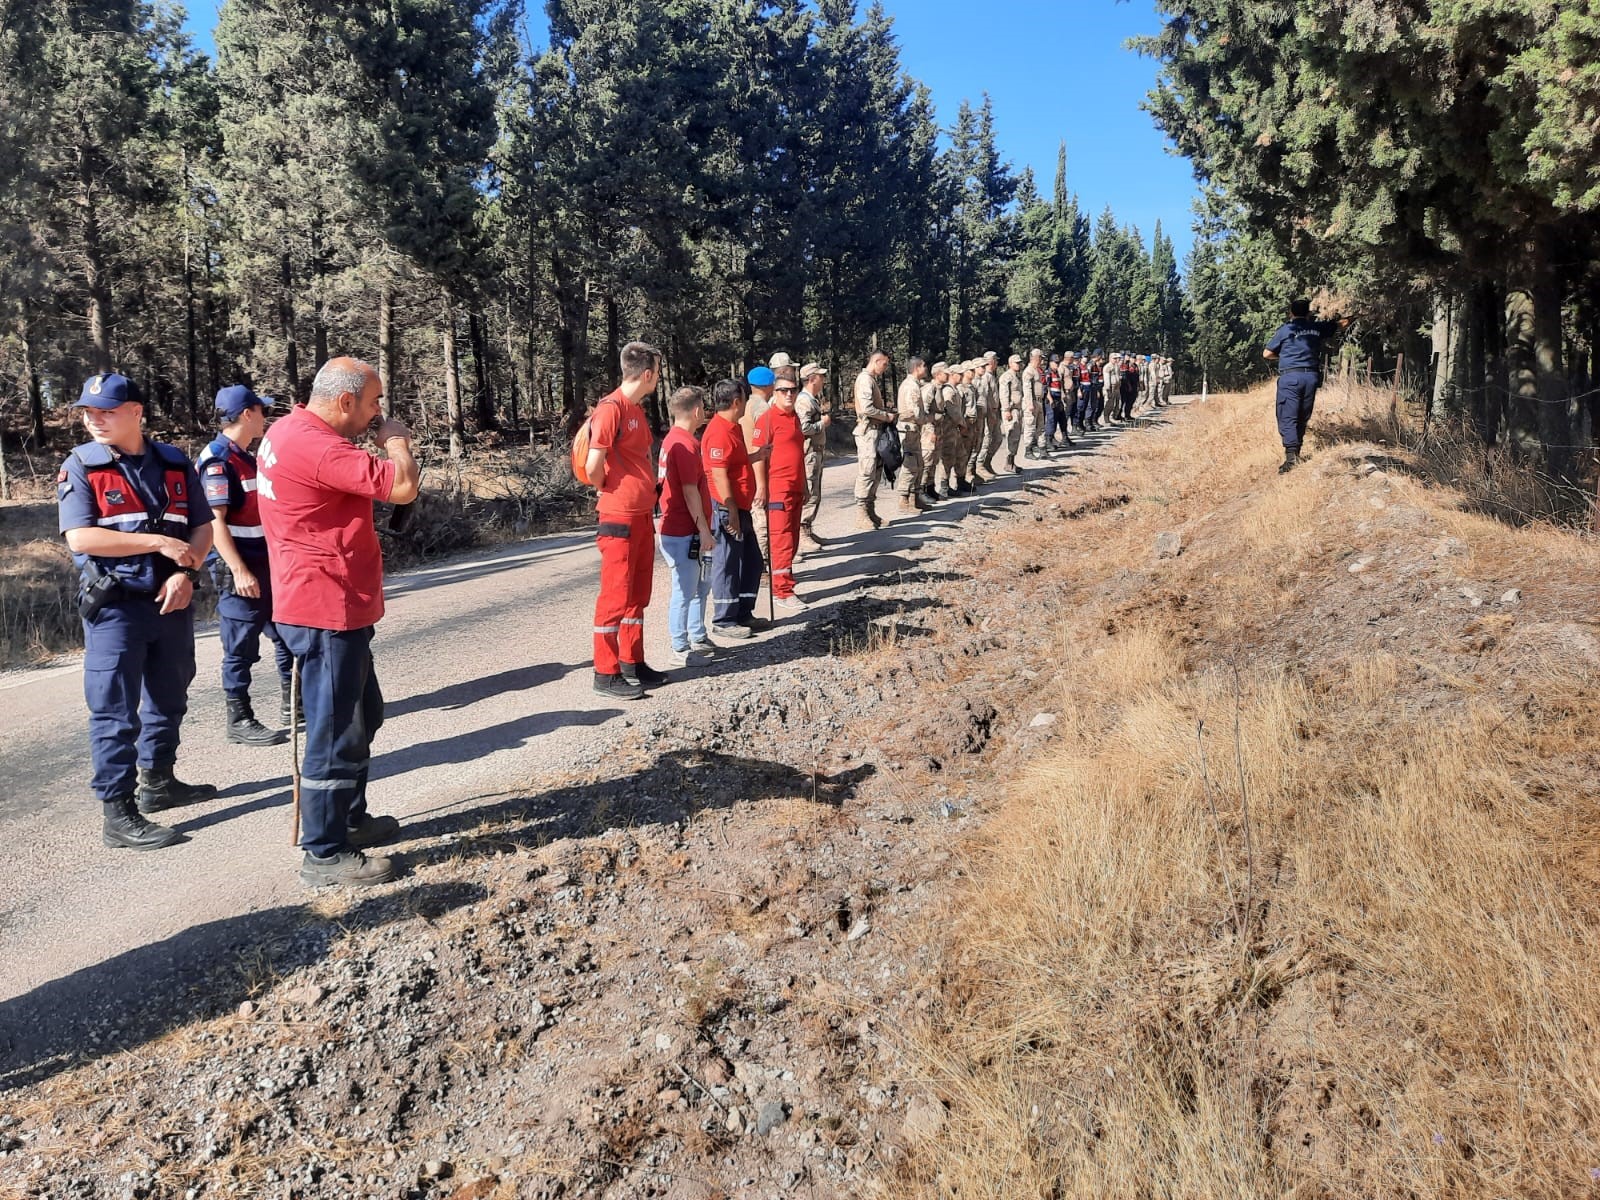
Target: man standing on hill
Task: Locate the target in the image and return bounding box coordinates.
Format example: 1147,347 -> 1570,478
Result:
258,356 -> 417,886
582,341 -> 666,698
998,354 -> 1024,470
977,352 -> 1002,477
1264,298 -> 1347,473
851,350 -> 895,529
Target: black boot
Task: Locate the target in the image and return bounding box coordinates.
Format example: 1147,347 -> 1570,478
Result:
137,766 -> 217,815
622,661 -> 669,686
1278,447 -> 1299,474
103,797 -> 182,850
279,677 -> 303,729
226,695 -> 287,746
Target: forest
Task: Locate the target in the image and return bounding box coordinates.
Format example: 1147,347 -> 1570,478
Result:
1152,0 -> 1600,483
0,0 -> 1189,460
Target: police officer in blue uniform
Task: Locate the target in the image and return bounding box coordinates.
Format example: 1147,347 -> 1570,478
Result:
198,386 -> 293,746
1264,298 -> 1348,474
58,373 -> 218,850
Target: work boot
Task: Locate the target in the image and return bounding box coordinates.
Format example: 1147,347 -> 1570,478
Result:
279,678 -> 303,729
1278,447 -> 1299,475
346,812 -> 400,848
137,766 -> 216,815
913,491 -> 930,511
225,695 -> 286,746
855,502 -> 876,531
899,494 -> 919,514
621,661 -> 669,686
955,478 -> 972,495
800,525 -> 826,549
593,671 -> 647,700
103,797 -> 182,851
300,850 -> 395,888
922,485 -> 940,504
710,622 -> 753,640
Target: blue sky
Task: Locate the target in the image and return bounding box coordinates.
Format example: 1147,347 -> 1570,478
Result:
180,0 -> 1198,263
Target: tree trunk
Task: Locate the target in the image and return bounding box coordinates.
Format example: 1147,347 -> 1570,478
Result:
604,290 -> 620,381
1504,285 -> 1541,460
442,293 -> 465,460
279,251 -> 301,402
378,285 -> 397,418
468,306 -> 497,432
1467,283 -> 1490,444
1429,293 -> 1451,423
20,307 -> 45,446
202,234 -> 221,400
1529,229 -> 1572,479
77,145 -> 113,373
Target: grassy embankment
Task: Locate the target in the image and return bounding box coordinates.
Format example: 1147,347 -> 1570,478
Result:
893,384 -> 1600,1198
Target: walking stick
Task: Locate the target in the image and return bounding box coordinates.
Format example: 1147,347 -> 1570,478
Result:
288,659 -> 301,847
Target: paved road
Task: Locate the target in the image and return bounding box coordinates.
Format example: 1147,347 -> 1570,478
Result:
0,433 -> 1112,1017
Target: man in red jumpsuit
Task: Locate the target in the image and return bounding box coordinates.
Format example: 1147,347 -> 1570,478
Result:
752,369 -> 809,611
583,341 -> 664,700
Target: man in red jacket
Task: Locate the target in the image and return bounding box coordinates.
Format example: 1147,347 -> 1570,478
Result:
583,341 -> 665,700
753,368 -> 809,610
258,357 -> 419,887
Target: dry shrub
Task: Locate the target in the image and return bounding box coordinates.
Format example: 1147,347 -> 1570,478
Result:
896,384 -> 1600,1199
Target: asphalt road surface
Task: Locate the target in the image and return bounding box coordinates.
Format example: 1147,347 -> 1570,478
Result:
0,422 -> 1140,1080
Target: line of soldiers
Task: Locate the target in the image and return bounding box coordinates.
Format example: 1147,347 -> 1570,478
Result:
847,347 -> 1176,528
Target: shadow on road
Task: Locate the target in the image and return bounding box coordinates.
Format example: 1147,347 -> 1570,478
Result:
0,879 -> 486,1093
373,707 -> 622,780
394,748 -> 877,873
385,660 -> 586,719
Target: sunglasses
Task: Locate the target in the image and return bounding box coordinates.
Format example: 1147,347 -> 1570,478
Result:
774,384 -> 798,393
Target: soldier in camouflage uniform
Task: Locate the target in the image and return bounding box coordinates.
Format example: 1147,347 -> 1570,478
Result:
1021,349 -> 1047,462
999,353 -> 1025,472
934,364 -> 965,499
895,357 -> 928,514
919,363 -> 946,504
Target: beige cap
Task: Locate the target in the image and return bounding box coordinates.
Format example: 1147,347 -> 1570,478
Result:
983,350 -> 997,360
931,361 -> 949,374
1008,353 -> 1022,365
768,351 -> 794,370
798,362 -> 826,378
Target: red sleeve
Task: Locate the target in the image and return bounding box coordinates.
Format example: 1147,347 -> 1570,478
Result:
588,398 -> 622,451
666,439 -> 699,489
701,423 -> 729,471
313,437 -> 397,501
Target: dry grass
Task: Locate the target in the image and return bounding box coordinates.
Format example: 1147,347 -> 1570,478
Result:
890,385 -> 1600,1198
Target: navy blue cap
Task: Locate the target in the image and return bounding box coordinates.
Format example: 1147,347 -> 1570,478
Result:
746,366 -> 775,387
215,385 -> 267,421
75,373 -> 141,409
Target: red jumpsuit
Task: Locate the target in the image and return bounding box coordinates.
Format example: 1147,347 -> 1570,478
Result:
753,404 -> 806,599
588,391 -> 656,675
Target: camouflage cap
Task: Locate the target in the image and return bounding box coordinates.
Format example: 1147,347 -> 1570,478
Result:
983,350 -> 997,361
931,361 -> 949,374
798,362 -> 827,378
768,351 -> 794,370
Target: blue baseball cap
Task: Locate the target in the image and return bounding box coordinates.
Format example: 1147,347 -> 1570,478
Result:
215,385 -> 268,421
746,366 -> 775,387
75,373 -> 141,409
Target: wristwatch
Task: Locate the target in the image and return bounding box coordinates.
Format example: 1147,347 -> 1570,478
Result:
180,567 -> 201,582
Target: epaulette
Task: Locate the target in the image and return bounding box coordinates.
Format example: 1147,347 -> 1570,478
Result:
150,441 -> 193,468
69,443 -> 116,468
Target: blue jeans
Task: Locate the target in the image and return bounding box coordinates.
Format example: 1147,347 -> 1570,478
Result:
658,533 -> 709,650
276,623 -> 383,857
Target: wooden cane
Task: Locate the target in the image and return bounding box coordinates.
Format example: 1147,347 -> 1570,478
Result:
289,659 -> 301,847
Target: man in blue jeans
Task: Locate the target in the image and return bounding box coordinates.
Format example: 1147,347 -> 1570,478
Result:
1264,298 -> 1348,474
656,386 -> 718,665
258,357 -> 420,888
